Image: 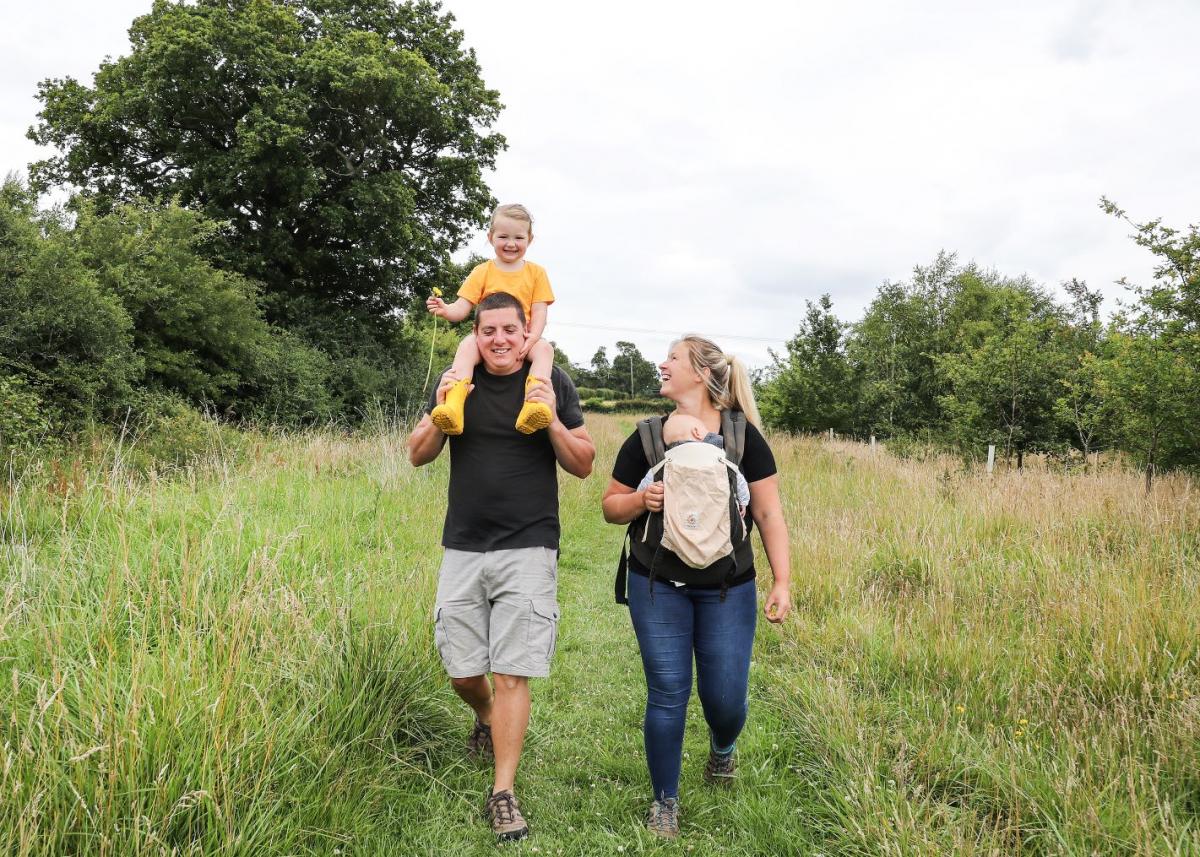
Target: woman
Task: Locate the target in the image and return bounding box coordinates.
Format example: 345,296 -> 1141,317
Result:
601,334 -> 792,839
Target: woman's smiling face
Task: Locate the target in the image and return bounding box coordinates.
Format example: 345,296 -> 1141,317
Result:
658,344 -> 703,401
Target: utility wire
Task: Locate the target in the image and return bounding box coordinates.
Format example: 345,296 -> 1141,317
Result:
553,320 -> 788,345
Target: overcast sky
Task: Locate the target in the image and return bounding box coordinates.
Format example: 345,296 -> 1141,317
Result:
3,0 -> 1198,370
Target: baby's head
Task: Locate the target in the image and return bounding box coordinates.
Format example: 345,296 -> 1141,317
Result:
663,414 -> 708,446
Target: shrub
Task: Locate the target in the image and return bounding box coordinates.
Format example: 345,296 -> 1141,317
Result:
0,374 -> 50,463
581,397 -> 668,414
0,181 -> 140,427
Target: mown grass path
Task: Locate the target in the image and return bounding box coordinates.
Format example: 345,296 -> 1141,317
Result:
386,415 -> 812,855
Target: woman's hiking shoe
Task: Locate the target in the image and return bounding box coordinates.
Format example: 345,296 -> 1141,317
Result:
647,797 -> 680,839
484,789 -> 529,842
467,718 -> 493,762
703,749 -> 736,786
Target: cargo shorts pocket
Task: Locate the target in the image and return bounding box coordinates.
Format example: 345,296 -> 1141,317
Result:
526,598 -> 560,663
433,607 -> 453,664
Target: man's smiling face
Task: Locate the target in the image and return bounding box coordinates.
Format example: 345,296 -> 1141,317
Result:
474,305 -> 527,375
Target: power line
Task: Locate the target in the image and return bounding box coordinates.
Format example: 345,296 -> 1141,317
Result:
554,321 -> 788,345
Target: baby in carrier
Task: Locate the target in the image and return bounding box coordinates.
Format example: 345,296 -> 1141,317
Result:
637,413 -> 749,518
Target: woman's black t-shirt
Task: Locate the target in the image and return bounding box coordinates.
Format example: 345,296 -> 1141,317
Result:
611,416 -> 778,587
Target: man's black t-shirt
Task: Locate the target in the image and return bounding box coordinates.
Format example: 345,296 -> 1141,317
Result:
427,364 -> 584,552
611,416 -> 778,586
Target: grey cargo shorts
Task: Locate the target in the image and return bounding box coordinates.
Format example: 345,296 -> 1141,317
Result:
433,547 -> 560,678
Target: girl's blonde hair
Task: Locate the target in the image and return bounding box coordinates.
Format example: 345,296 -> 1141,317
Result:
489,203 -> 533,233
673,334 -> 761,428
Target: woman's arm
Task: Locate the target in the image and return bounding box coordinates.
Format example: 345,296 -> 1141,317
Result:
601,478 -> 663,524
749,474 -> 792,623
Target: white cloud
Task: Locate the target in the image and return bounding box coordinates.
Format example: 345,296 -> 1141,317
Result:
3,0 -> 1197,368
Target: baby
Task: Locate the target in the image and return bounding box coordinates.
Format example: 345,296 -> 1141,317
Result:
638,413 -> 749,515
425,203 -> 555,435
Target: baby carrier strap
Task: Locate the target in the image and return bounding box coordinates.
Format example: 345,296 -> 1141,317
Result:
720,409 -> 747,467
618,416 -> 666,605
637,417 -> 667,470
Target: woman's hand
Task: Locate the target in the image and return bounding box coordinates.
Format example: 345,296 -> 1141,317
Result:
764,582 -> 791,624
642,481 -> 664,513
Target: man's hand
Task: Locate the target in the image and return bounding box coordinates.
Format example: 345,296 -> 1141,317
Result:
434,368 -> 471,409
523,373 -> 556,423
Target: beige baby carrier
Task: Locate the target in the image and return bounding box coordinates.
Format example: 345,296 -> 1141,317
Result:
616,410 -> 751,604
642,441 -> 745,568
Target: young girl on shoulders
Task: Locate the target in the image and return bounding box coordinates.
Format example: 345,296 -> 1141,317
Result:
425,203 -> 556,435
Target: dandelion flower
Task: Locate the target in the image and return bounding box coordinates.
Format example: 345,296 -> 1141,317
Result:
955,705 -> 965,714
1018,718 -> 1028,725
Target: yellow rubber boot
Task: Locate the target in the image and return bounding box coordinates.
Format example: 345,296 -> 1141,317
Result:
431,377 -> 471,435
515,374 -> 553,434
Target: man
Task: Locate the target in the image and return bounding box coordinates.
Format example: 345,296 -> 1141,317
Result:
408,292 -> 594,842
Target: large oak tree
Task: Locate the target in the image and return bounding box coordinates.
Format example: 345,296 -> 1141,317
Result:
29,0 -> 504,325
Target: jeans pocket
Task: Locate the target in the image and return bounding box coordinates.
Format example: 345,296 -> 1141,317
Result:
526,597 -> 560,662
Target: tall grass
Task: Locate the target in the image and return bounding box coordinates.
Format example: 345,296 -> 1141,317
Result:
769,435 -> 1200,855
1,428 -> 451,854
1,416 -> 1196,854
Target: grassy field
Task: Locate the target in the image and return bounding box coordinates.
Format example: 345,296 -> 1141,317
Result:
1,414 -> 1197,855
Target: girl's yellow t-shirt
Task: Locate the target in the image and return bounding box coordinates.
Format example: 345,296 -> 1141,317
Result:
457,260 -> 554,316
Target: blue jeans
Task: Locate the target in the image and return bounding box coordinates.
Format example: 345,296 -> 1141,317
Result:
626,572 -> 757,800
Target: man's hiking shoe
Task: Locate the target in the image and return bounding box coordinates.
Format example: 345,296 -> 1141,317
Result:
467,718 -> 493,762
647,797 -> 680,839
703,749 -> 736,786
484,789 -> 529,842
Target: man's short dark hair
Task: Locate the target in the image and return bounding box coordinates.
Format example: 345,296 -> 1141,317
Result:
474,292 -> 526,329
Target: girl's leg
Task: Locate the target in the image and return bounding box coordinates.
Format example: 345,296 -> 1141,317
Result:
626,572 -> 694,801
449,333 -> 481,380
430,334 -> 479,435
527,338 -> 554,381
692,579 -> 757,754
515,339 -> 554,434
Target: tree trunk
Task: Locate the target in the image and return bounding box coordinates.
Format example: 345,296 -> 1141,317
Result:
1017,448 -> 1024,471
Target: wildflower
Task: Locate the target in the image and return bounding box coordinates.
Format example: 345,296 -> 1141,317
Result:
955,705 -> 965,714
1014,729 -> 1024,737
432,287 -> 443,297
1018,718 -> 1027,725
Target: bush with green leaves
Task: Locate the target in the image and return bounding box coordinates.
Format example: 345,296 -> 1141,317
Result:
0,373 -> 50,463
0,180 -> 140,427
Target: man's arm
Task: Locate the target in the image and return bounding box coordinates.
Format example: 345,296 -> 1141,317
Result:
407,371 -> 460,466
548,421 -> 594,479
407,413 -> 448,466
525,374 -> 593,478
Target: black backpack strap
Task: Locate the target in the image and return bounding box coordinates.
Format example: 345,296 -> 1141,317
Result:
720,410 -> 747,467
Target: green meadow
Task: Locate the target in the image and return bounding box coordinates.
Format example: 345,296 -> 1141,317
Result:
1,414 -> 1197,856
